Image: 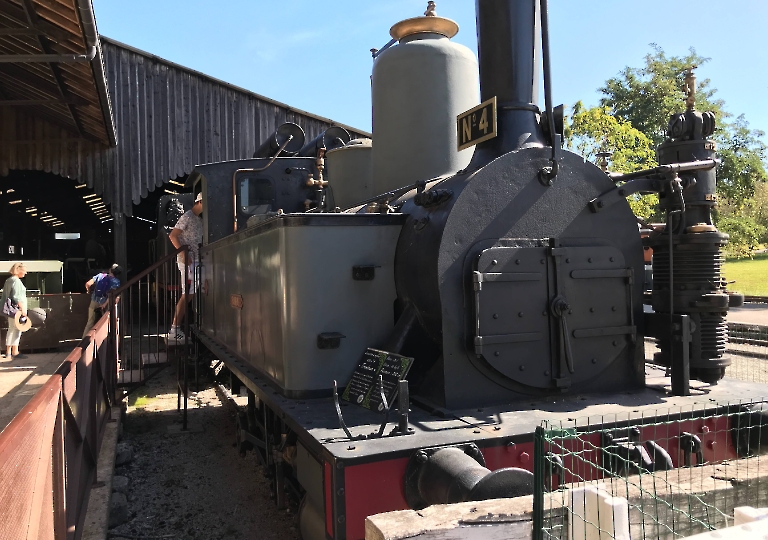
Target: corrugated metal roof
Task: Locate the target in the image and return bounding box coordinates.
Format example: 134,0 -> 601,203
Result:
0,36 -> 370,216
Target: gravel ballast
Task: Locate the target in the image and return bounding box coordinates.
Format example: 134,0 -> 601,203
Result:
109,367 -> 300,540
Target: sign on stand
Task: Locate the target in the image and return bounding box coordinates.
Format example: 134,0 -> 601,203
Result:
341,348 -> 413,412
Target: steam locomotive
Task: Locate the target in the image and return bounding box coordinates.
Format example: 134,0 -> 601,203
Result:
176,2 -> 756,539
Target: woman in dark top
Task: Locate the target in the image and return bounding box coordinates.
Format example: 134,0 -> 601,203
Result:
2,262 -> 28,359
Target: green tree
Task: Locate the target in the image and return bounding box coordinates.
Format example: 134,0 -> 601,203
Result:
716,115 -> 768,202
566,101 -> 660,220
567,102 -> 656,171
598,45 -> 768,238
599,45 -> 726,147
716,214 -> 765,258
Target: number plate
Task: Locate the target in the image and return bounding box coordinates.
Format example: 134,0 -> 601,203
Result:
457,96 -> 497,151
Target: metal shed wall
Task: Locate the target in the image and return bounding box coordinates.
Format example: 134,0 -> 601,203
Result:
0,37 -> 369,216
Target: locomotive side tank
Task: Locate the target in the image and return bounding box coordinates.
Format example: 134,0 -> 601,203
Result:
200,213 -> 403,396
190,146 -> 405,396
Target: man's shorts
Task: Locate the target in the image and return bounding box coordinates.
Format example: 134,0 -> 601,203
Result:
177,261 -> 199,294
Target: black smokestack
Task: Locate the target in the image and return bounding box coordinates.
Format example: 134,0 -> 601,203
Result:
471,0 -> 545,166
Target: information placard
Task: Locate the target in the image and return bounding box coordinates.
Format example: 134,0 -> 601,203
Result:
341,348 -> 413,412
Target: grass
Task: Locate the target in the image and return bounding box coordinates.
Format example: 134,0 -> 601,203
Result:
129,392 -> 153,408
723,252 -> 768,296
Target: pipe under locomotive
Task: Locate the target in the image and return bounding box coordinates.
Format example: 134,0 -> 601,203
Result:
177,2 -> 761,539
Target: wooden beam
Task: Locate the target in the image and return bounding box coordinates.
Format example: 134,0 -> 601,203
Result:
0,96 -> 89,106
19,0 -> 83,137
0,4 -> 68,42
0,28 -> 47,37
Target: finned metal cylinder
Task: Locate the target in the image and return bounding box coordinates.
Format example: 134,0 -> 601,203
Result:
253,122 -> 306,158
298,126 -> 351,157
371,4 -> 479,195
325,138 -> 373,210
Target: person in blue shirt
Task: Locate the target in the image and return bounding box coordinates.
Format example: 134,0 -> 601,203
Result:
82,263 -> 122,337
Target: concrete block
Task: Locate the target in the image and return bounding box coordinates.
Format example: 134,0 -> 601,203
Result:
568,486 -> 629,540
684,518 -> 768,540
734,506 -> 768,525
598,492 -> 629,540
365,497 -> 532,540
81,407 -> 121,540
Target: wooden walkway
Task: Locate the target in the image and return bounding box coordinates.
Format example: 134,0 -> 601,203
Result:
0,350 -> 70,431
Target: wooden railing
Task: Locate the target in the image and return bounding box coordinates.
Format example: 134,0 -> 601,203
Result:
0,311 -> 113,540
0,247 -> 195,538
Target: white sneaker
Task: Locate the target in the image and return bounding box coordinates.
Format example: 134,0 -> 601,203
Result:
166,329 -> 187,344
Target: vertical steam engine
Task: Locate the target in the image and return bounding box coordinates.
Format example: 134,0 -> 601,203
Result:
646,69 -> 731,385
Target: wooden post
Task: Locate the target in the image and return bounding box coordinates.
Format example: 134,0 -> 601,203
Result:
113,211 -> 127,272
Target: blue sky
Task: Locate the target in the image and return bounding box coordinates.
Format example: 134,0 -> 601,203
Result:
92,0 -> 767,139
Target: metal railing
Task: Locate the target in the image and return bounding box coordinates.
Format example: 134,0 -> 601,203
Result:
0,308 -> 112,540
108,246 -> 193,428
0,247 -> 198,538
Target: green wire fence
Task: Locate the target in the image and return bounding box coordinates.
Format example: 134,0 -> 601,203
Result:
534,400 -> 768,540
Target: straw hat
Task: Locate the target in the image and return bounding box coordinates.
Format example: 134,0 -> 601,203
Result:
14,311 -> 32,332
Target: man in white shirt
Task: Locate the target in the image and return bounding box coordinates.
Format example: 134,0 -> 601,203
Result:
168,192 -> 203,342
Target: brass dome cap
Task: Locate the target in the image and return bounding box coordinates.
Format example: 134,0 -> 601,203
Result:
389,2 -> 458,40
389,16 -> 459,40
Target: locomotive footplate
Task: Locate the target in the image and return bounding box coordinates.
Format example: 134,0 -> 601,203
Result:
196,331 -> 768,540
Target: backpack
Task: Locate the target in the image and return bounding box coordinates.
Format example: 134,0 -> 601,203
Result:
93,274 -> 114,298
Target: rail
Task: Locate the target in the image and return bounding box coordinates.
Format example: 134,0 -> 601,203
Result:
0,310 -> 112,540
